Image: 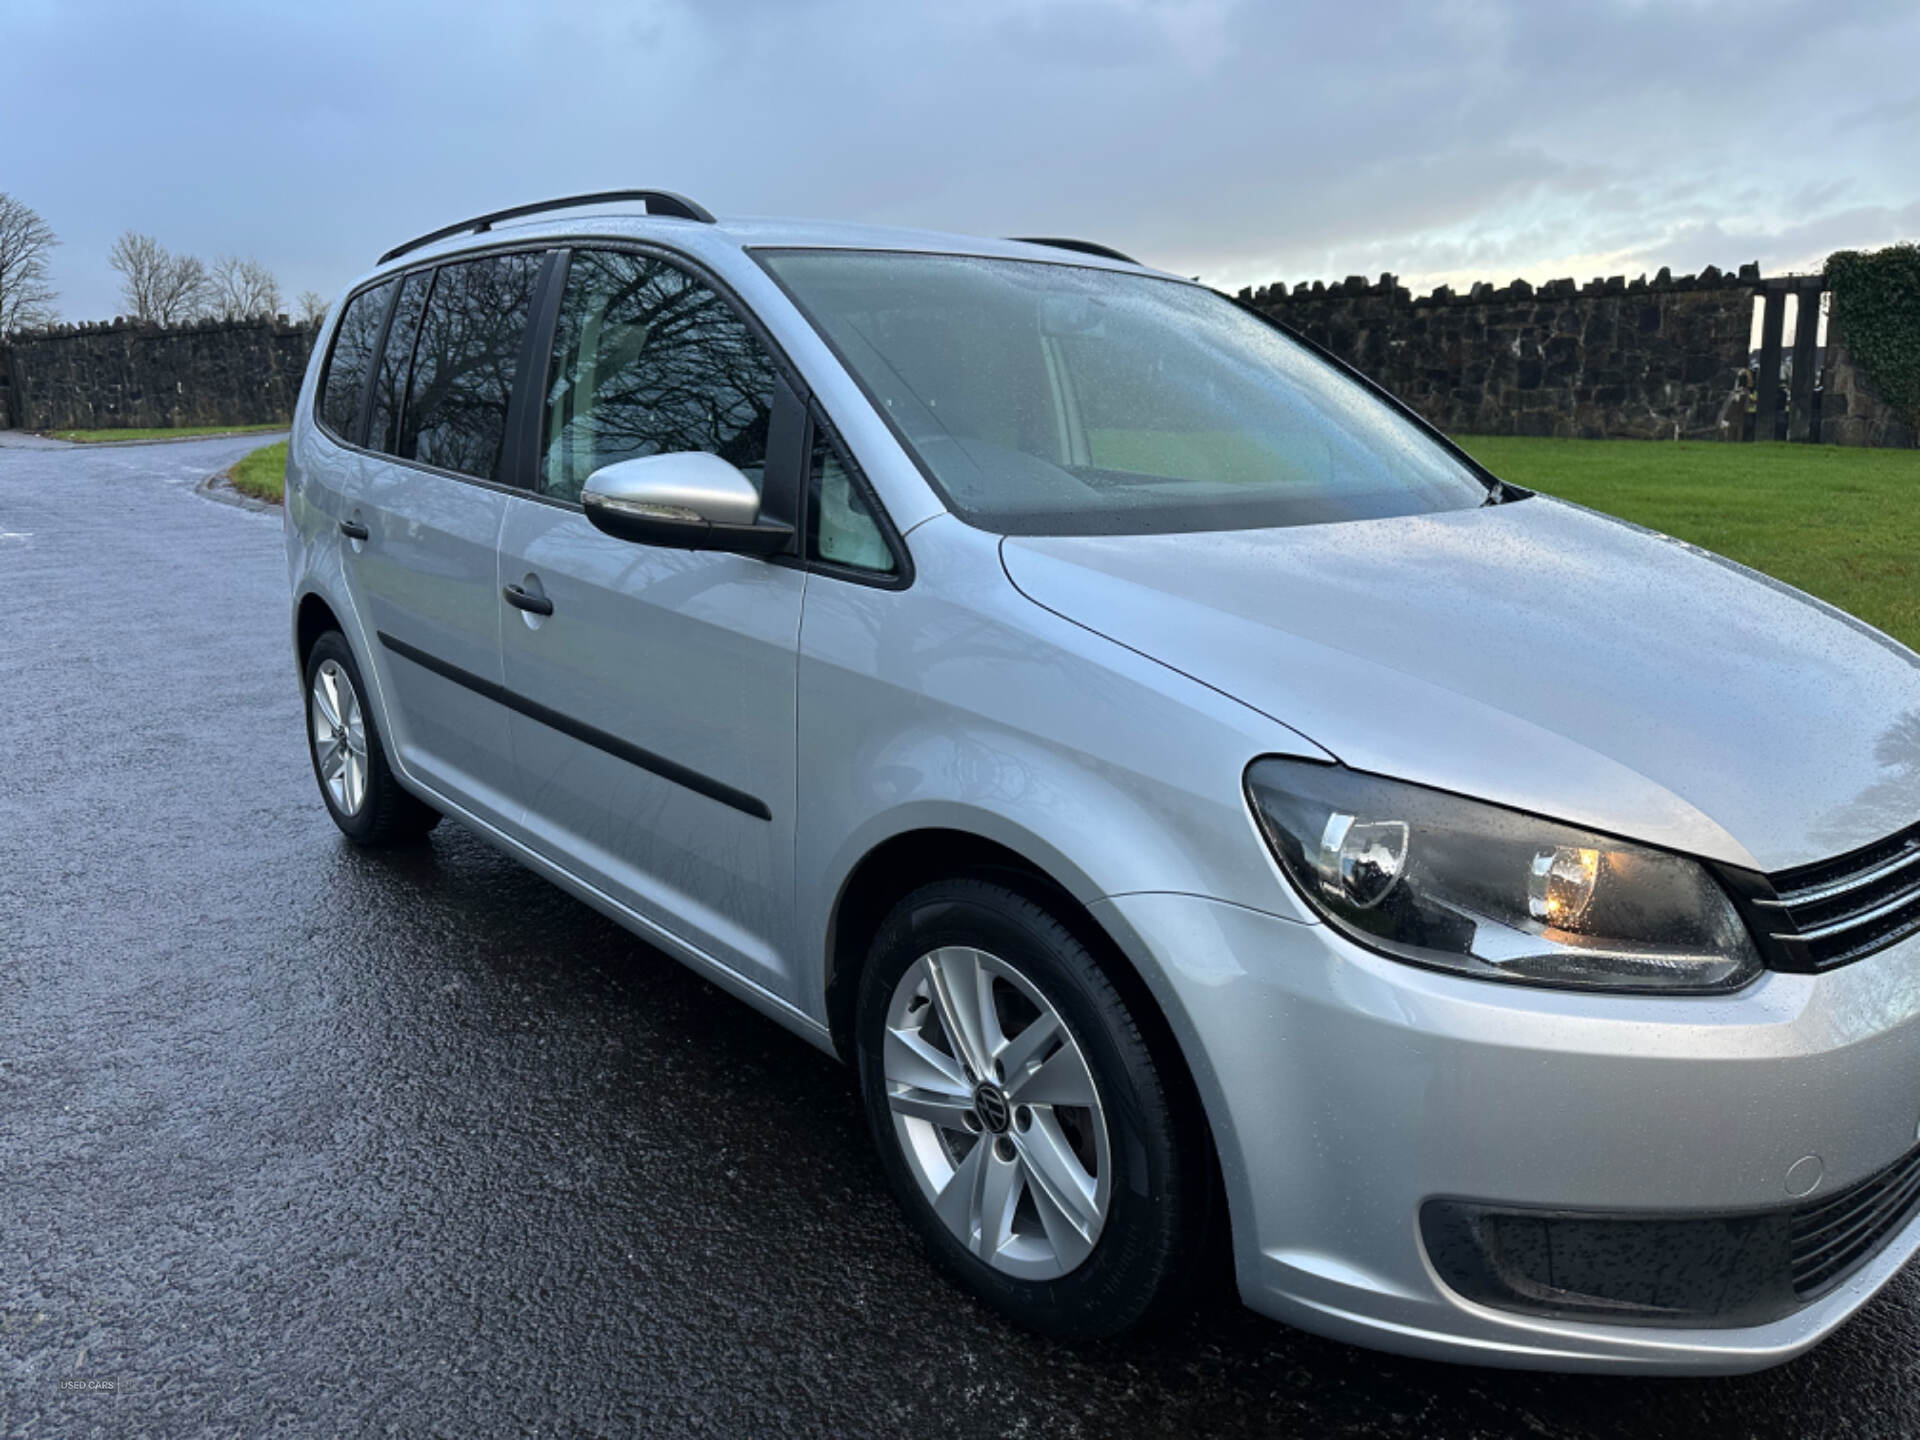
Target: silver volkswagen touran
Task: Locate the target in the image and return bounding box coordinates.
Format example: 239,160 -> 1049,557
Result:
285,191 -> 1920,1372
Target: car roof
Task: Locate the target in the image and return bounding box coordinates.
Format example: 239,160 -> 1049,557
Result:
362,207 -> 1185,285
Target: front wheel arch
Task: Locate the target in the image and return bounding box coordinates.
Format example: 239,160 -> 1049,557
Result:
823,827 -> 1227,1255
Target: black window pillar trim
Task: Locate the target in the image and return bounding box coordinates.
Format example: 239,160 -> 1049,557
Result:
503,248 -> 567,492
761,371 -> 809,539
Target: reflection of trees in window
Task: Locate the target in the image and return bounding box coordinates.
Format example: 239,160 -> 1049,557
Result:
399,254 -> 542,482
320,279 -> 394,438
369,271 -> 430,455
543,251 -> 778,502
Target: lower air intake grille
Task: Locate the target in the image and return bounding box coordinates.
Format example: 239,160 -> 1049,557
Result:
1790,1144 -> 1920,1299
1762,821 -> 1920,970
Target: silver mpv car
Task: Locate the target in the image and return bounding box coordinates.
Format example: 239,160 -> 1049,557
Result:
286,191 -> 1920,1373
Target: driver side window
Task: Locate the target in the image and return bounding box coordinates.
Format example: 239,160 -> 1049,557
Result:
540,250 -> 778,504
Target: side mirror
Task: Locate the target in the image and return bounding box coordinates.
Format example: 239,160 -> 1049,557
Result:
580,452 -> 793,555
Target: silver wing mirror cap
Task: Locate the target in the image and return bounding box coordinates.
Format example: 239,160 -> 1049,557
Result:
579,451 -> 792,555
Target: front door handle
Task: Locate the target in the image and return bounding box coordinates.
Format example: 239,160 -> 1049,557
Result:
503,583 -> 554,617
339,519 -> 369,541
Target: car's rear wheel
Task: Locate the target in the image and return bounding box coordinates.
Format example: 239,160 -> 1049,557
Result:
856,877 -> 1204,1338
304,631 -> 440,846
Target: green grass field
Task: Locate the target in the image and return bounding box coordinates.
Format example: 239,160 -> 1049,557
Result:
50,423 -> 285,443
229,440 -> 287,504
1452,437 -> 1920,651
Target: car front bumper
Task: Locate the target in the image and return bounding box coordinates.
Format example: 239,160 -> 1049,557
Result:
1092,891 -> 1920,1373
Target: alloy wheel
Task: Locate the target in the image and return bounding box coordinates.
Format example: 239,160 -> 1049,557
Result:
882,945 -> 1111,1279
310,658 -> 369,816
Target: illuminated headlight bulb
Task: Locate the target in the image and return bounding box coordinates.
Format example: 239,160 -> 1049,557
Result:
1529,846 -> 1602,929
1315,813 -> 1410,910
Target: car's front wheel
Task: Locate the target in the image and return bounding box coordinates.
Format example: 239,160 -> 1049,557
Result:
303,630 -> 440,846
856,877 -> 1206,1338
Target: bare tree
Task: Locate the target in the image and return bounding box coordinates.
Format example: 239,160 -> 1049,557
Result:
109,231 -> 214,325
211,254 -> 283,319
0,192 -> 59,333
297,289 -> 329,328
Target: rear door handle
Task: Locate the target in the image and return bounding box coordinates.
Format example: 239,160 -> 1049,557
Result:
338,519 -> 369,541
503,583 -> 554,617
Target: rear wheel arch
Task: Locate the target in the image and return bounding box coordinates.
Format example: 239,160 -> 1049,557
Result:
295,591 -> 343,674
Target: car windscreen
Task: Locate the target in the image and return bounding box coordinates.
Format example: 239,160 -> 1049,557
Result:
757,249 -> 1496,536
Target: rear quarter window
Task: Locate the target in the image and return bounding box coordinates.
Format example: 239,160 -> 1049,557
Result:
317,279 -> 396,442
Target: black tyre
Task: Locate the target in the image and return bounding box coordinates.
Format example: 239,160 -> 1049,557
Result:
856,877 -> 1205,1338
303,630 -> 440,846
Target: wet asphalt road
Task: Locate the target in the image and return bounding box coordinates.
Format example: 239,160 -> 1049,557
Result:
4,434 -> 1920,1439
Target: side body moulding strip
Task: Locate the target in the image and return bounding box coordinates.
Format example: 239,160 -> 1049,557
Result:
375,630 -> 773,821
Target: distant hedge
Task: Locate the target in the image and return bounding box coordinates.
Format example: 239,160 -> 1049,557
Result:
1826,243 -> 1920,444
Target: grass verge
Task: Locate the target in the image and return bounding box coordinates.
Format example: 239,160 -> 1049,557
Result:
49,423 -> 285,444
1452,436 -> 1920,652
228,440 -> 287,504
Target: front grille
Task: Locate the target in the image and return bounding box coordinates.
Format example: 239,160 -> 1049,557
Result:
1760,821 -> 1920,969
1790,1144 -> 1920,1298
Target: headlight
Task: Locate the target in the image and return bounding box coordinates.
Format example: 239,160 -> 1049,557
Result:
1245,758 -> 1761,993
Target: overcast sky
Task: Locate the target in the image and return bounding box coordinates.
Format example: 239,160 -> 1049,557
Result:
6,0 -> 1918,321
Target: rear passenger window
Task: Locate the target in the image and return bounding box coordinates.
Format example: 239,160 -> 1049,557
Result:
396,253 -> 543,482
318,280 -> 394,441
368,270 -> 431,455
540,250 -> 779,504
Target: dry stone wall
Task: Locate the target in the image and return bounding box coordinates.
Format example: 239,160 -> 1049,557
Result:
1239,265 -> 1762,441
0,316 -> 317,432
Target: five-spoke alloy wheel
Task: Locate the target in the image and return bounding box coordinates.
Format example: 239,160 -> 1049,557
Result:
857,878 -> 1207,1338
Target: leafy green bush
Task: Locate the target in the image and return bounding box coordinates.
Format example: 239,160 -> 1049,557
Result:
1826,243 -> 1920,444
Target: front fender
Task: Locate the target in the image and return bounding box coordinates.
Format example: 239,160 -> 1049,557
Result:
793,515 -> 1330,1027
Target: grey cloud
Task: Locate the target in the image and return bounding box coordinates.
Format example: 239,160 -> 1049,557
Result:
2,0 -> 1915,321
